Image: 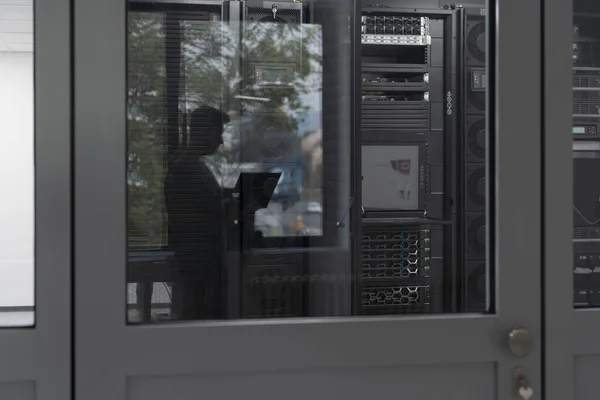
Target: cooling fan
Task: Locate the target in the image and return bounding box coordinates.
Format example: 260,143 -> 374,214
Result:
466,17 -> 486,65
467,263 -> 486,308
467,117 -> 486,161
467,214 -> 486,257
467,166 -> 486,209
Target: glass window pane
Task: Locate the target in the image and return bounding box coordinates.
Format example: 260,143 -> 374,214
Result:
573,0 -> 600,308
126,1 -> 491,323
0,0 -> 34,327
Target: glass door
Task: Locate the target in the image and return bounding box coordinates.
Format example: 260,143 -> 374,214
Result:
74,0 -> 544,399
544,0 -> 600,399
0,0 -> 71,398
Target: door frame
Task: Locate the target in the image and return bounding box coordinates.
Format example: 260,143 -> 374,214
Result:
0,0 -> 71,398
73,0 -> 543,398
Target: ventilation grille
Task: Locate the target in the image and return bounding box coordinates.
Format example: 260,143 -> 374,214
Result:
361,286 -> 429,307
575,227 -> 600,240
467,263 -> 486,305
361,263 -> 424,279
466,14 -> 485,66
467,215 -> 486,257
361,15 -> 428,35
467,21 -> 485,63
360,228 -> 431,280
361,229 -> 428,242
467,118 -> 486,160
574,91 -> 600,116
467,166 -> 486,208
575,242 -> 600,254
574,74 -> 600,88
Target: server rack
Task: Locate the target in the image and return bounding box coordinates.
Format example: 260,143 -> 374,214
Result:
354,3 -> 459,315
571,11 -> 600,308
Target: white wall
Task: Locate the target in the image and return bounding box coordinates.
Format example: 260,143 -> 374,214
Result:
0,51 -> 34,307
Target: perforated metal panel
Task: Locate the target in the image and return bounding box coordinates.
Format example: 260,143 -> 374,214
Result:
359,227 -> 432,314
361,285 -> 430,307
360,230 -> 430,280
573,73 -> 600,88
573,91 -> 600,116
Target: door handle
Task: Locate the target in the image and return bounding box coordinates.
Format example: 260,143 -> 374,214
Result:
508,325 -> 533,357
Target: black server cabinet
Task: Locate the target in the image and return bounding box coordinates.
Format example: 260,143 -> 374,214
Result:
354,3 -> 458,315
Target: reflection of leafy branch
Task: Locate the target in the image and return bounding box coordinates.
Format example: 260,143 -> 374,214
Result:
242,23 -> 322,114
127,12 -> 167,247
127,15 -> 324,245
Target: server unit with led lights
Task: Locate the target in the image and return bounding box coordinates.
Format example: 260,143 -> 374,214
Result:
460,8 -> 487,312
359,225 -> 440,314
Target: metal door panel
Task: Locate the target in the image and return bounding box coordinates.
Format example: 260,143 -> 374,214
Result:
74,0 -> 543,399
0,0 -> 71,398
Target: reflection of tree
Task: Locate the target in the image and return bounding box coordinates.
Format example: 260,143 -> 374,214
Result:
241,23 -> 323,130
127,12 -> 166,247
127,14 -> 325,245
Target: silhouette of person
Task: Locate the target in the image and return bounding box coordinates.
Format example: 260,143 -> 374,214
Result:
164,105 -> 230,320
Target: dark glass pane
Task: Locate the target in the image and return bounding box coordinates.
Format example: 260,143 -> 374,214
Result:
126,1 -> 491,323
573,0 -> 600,308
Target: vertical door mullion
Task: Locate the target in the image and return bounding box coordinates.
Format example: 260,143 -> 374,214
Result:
543,0 -> 574,398
75,0 -> 128,397
35,0 -> 72,398
494,0 -> 543,397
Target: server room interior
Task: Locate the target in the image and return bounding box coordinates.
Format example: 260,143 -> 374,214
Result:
572,0 -> 600,308
125,0 -> 487,323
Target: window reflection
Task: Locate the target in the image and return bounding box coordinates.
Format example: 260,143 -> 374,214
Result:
127,4 -> 344,323
240,22 -> 323,238
126,1 -> 490,323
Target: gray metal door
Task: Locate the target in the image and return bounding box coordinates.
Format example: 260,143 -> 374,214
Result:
0,0 -> 71,398
73,0 -> 544,399
544,0 -> 600,399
